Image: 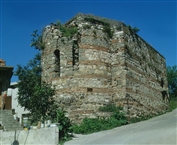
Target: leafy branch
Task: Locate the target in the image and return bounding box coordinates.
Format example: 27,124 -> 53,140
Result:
31,30 -> 45,50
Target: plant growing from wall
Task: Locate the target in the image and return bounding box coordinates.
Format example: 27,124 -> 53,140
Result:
84,17 -> 110,27
103,25 -> 114,38
127,25 -> 140,34
99,103 -> 123,112
84,16 -> 113,38
83,24 -> 91,29
55,21 -> 77,38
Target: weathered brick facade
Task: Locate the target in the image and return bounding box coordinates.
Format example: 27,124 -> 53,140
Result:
41,14 -> 169,123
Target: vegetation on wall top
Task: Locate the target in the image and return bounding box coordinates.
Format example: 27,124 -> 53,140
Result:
84,17 -> 110,27
84,16 -> 114,38
127,25 -> 140,34
55,21 -> 77,38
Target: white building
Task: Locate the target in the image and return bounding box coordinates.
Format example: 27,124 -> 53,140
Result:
7,82 -> 30,125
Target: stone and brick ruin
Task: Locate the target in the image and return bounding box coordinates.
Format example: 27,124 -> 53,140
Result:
41,13 -> 169,123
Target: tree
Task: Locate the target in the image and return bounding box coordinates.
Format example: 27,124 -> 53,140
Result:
15,53 -> 57,122
167,65 -> 177,99
30,30 -> 45,50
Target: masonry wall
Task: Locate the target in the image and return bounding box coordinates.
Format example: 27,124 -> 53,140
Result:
41,14 -> 169,123
122,25 -> 169,117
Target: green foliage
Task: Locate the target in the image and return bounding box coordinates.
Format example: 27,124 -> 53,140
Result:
169,97 -> 177,110
31,30 -> 45,50
103,25 -> 113,38
84,17 -> 110,27
84,17 -> 94,22
84,17 -> 113,38
55,21 -> 77,38
99,104 -> 123,112
128,25 -> 140,34
15,53 -> 57,123
167,65 -> 177,99
61,27 -> 77,37
73,105 -> 127,134
83,24 -> 91,29
55,108 -> 73,144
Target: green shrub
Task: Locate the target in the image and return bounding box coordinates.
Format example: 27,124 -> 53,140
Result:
60,26 -> 77,38
55,21 -> 77,38
99,104 -> 123,112
103,25 -> 113,38
55,108 -> 73,144
72,105 -> 127,134
127,25 -> 140,34
84,17 -> 96,24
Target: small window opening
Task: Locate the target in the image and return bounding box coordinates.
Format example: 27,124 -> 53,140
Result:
161,90 -> 168,102
54,49 -> 60,76
72,40 -> 79,66
160,78 -> 164,88
87,88 -> 93,92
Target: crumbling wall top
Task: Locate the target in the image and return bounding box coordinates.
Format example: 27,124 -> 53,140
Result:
65,13 -> 122,27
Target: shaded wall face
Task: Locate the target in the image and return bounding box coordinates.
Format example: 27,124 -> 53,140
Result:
122,26 -> 169,116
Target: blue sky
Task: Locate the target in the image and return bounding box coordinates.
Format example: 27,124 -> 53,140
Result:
1,0 -> 176,82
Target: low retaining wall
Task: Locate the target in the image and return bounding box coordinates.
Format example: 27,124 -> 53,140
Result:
0,126 -> 59,145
